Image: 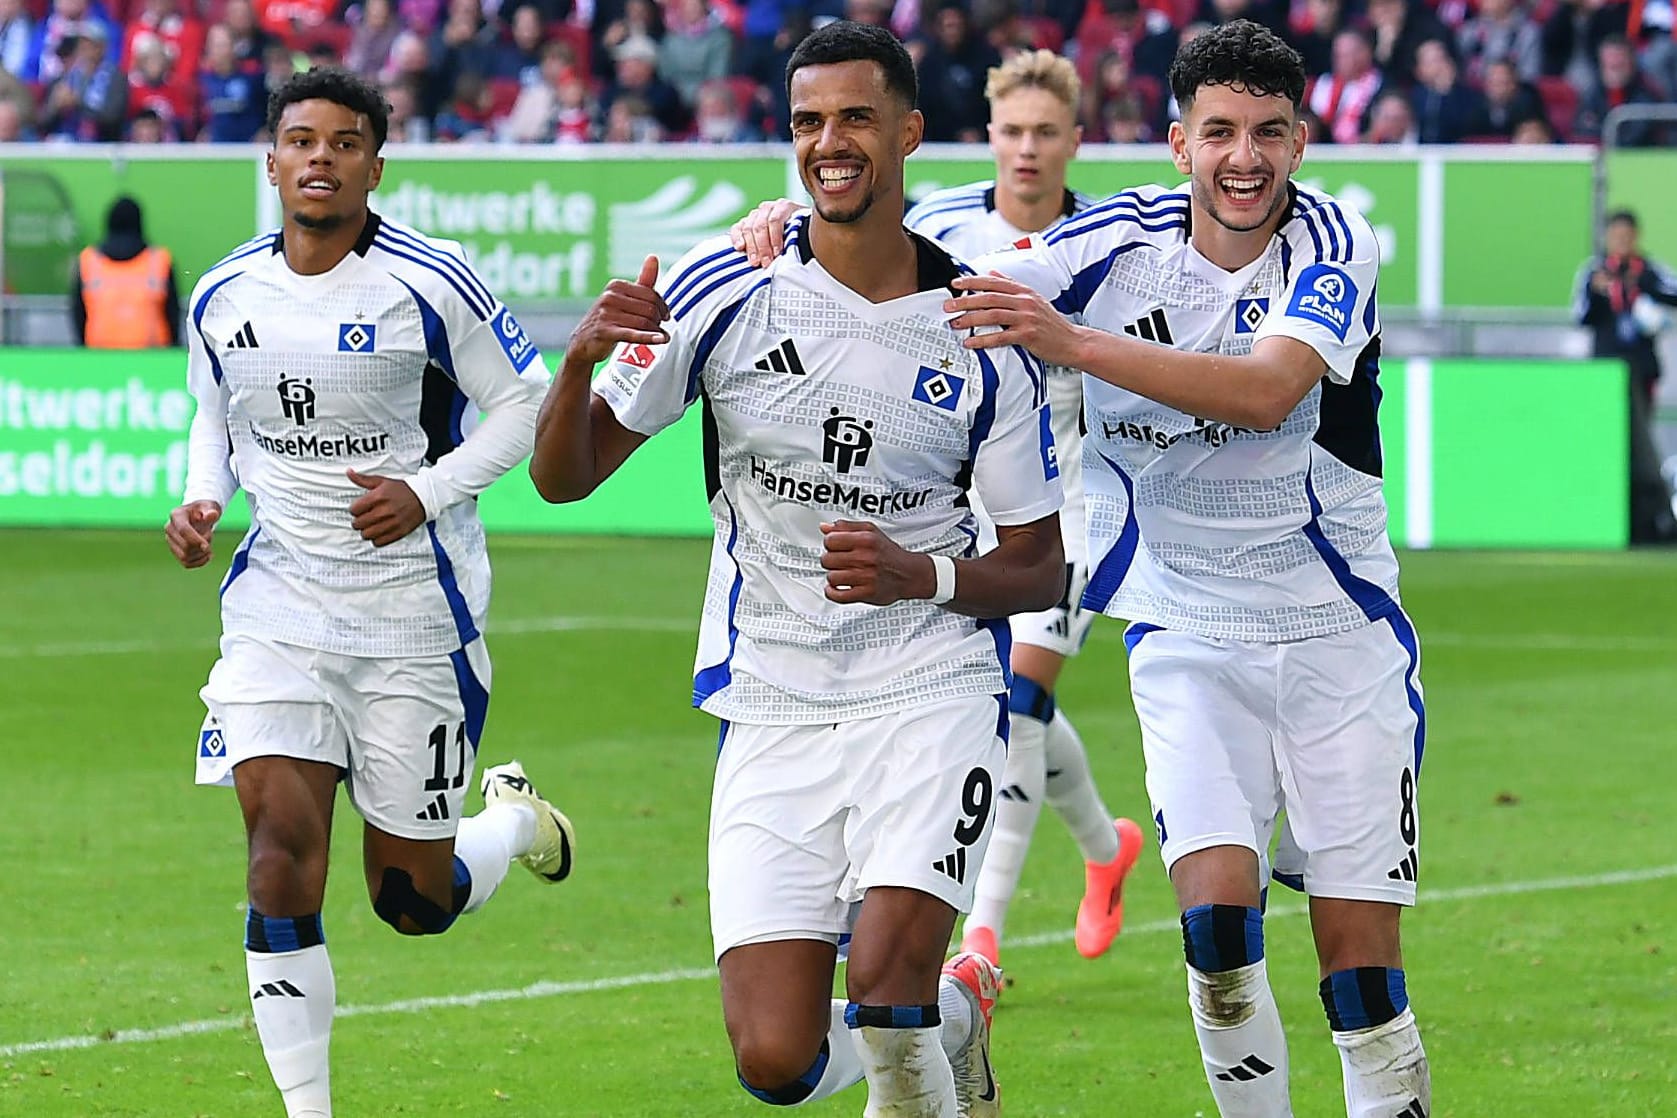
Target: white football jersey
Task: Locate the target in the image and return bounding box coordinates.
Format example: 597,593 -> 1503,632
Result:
907,181 -> 1095,564
594,219 -> 1064,725
981,183 -> 1400,642
183,214 -> 549,658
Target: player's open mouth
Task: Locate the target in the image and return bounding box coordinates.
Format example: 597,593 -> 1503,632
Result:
299,176 -> 339,200
813,164 -> 864,195
1219,176 -> 1266,204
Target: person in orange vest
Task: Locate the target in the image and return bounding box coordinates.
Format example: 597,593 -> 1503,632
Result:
70,194 -> 181,348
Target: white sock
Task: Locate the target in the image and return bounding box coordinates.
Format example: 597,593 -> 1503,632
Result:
247,944 -> 335,1118
852,1026 -> 957,1117
964,713 -> 1047,940
783,1001 -> 867,1104
936,975 -> 976,1059
1188,960 -> 1293,1117
1043,710 -> 1120,864
452,802 -> 535,913
1334,1009 -> 1431,1117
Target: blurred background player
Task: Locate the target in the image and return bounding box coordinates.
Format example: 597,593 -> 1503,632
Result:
529,22 -> 1066,1118
730,47 -> 1146,972
71,193 -> 180,348
168,67 -> 572,1118
947,21 -> 1432,1117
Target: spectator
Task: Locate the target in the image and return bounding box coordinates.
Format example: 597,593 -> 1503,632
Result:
256,0 -> 337,41
23,0 -> 118,85
222,0 -> 279,71
120,0 -> 204,98
1575,209 -> 1677,542
594,0 -> 663,81
127,104 -> 168,140
501,38 -> 573,140
601,89 -> 661,141
1076,0 -> 1177,88
429,0 -> 496,104
71,195 -> 180,348
1084,48 -> 1160,136
1101,88 -> 1152,140
1410,37 -> 1486,141
1541,0 -> 1626,87
1291,0 -> 1345,76
1574,32 -> 1663,143
1456,0 -> 1542,83
550,67 -> 596,142
1365,0 -> 1448,88
918,0 -> 1003,141
1198,0 -> 1286,33
691,77 -> 761,141
127,36 -> 193,137
1510,112 -> 1554,141
1364,87 -> 1420,141
602,33 -> 687,135
733,0 -> 798,89
0,96 -> 34,140
0,0 -> 34,79
381,76 -> 423,139
432,67 -> 496,140
1298,102 -> 1333,143
1469,54 -> 1546,135
1308,27 -> 1384,144
199,22 -> 267,141
344,0 -> 401,80
386,29 -> 441,120
492,4 -> 547,84
262,42 -> 299,103
659,0 -> 732,106
42,23 -> 126,140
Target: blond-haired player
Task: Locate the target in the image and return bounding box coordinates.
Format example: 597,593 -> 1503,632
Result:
733,50 -> 1144,971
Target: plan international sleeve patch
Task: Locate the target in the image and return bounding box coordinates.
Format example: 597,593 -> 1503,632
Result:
1286,265 -> 1357,341
492,306 -> 540,372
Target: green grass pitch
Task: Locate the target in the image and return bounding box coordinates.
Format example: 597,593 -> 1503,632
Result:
2,529 -> 1674,1116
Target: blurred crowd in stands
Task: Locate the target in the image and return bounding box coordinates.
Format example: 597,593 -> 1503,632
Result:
0,0 -> 1673,145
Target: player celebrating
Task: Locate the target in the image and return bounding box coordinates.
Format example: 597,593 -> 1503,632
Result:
531,22 -> 1064,1118
945,21 -> 1432,1118
732,48 -> 1145,971
168,68 -> 573,1118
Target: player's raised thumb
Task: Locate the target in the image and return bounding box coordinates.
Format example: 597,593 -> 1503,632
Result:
636,255 -> 660,290
190,503 -> 221,528
346,468 -> 381,490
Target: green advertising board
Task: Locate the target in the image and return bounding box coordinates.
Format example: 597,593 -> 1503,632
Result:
0,145 -> 1593,312
0,349 -> 1627,548
1604,150 -> 1677,275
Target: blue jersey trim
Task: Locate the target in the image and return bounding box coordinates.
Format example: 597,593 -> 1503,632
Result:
192,270 -> 247,385
686,277 -> 768,404
372,236 -> 492,323
665,246 -> 748,315
672,261 -> 757,321
1082,453 -> 1140,613
376,225 -> 495,318
219,525 -> 260,599
1054,241 -> 1150,316
692,495 -> 744,706
427,523 -> 481,646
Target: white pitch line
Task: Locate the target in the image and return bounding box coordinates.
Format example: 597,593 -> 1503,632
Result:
3,864 -> 1672,1060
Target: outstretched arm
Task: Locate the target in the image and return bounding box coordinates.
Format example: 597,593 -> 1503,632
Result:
530,256 -> 667,502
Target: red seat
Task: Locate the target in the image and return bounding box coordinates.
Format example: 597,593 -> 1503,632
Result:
1535,75 -> 1579,141
487,76 -> 521,120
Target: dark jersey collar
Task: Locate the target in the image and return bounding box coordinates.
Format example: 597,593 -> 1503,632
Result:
795,221 -> 963,293
981,185 -> 1079,218
273,211 -> 382,259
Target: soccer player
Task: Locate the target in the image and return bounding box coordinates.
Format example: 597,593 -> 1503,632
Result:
529,22 -> 1064,1118
730,48 -> 1146,971
167,68 -> 573,1118
944,20 -> 1433,1118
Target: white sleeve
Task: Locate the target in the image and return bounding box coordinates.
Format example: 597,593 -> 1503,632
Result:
970,345 -> 1064,526
1252,203 -> 1381,385
592,236 -> 754,436
973,236 -> 1085,313
405,254 -> 551,520
182,297 -> 238,507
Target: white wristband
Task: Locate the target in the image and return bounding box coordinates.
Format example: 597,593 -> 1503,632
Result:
929,554 -> 957,605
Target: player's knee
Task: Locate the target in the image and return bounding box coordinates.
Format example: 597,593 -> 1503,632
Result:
371,866 -> 458,936
1320,967 -> 1410,1033
734,1036 -> 829,1105
1182,903 -> 1266,1028
245,834 -> 327,911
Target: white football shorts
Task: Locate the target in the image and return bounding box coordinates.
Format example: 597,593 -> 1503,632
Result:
708,694 -> 1007,959
1126,614 -> 1424,906
195,633 -> 492,841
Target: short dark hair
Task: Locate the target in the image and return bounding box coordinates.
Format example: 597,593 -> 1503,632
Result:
785,20 -> 917,109
1169,19 -> 1306,112
1606,209 -> 1639,229
267,66 -> 391,151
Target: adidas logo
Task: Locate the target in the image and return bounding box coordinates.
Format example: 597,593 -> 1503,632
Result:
1387,849 -> 1419,882
1398,1100 -> 1427,1118
227,322 -> 259,349
754,338 -> 807,376
997,783 -> 1031,803
1214,1054 -> 1276,1082
415,793 -> 451,822
1122,308 -> 1173,345
932,847 -> 969,884
251,979 -> 305,1000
